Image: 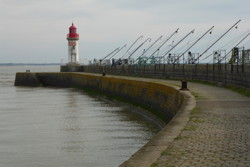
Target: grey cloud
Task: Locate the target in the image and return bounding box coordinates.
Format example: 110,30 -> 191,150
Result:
0,0 -> 249,63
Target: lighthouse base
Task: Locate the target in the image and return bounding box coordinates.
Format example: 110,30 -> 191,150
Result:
60,64 -> 84,72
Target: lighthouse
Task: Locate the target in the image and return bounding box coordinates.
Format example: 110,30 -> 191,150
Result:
67,23 -> 79,64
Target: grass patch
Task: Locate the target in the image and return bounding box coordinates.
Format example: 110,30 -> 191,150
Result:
150,163 -> 158,167
190,115 -> 199,120
191,107 -> 202,115
183,125 -> 197,131
191,91 -> 207,100
161,149 -> 173,156
174,135 -> 190,141
190,80 -> 250,97
191,117 -> 205,123
150,163 -> 176,167
225,85 -> 250,97
190,79 -> 217,87
191,91 -> 199,98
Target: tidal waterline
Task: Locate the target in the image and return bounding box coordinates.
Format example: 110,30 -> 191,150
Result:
0,65 -> 162,167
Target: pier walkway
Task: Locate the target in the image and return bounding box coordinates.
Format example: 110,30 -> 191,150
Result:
111,75 -> 250,167
151,80 -> 250,167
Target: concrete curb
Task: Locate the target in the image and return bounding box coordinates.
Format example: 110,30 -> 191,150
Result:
119,89 -> 196,167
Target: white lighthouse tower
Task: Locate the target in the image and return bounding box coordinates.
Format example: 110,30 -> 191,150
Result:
67,23 -> 79,64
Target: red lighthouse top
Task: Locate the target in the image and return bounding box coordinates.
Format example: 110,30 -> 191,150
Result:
67,23 -> 79,39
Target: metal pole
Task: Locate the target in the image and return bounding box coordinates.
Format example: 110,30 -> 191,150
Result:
109,44 -> 127,59
145,28 -> 179,62
127,38 -> 151,59
220,32 -> 250,62
161,29 -> 195,62
195,19 -> 241,63
120,35 -> 143,59
174,26 -> 214,64
101,47 -> 120,60
137,35 -> 163,59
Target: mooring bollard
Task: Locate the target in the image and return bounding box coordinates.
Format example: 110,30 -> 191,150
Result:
180,80 -> 188,90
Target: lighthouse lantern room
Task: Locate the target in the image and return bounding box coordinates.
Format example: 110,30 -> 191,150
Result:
67,23 -> 79,64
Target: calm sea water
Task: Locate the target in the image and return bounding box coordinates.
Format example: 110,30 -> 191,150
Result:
0,65 -> 162,167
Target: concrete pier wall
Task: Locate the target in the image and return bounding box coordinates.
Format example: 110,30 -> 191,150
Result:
15,72 -> 184,123
15,72 -> 42,86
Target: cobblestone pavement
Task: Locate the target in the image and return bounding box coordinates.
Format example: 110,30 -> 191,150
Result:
151,82 -> 250,167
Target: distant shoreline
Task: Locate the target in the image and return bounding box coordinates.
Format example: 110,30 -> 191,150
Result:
0,63 -> 60,66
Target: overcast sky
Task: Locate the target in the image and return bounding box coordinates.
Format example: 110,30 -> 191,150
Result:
0,0 -> 249,63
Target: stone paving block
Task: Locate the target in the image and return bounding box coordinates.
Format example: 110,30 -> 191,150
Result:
151,82 -> 250,167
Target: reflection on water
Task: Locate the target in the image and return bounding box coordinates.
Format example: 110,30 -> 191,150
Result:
0,66 -> 162,167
